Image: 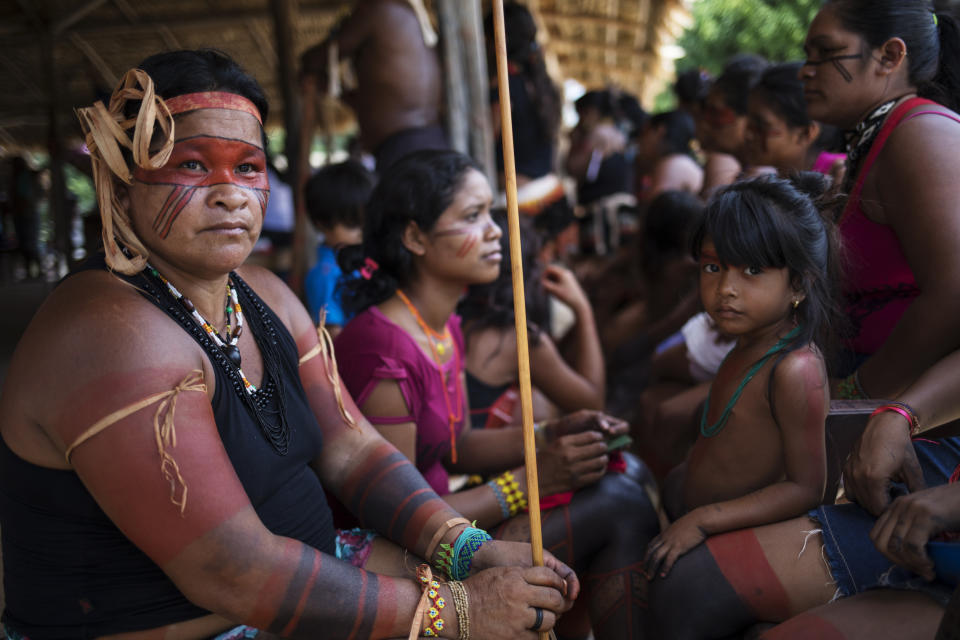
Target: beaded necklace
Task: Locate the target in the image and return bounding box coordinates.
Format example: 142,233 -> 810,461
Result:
397,289 -> 453,356
396,289 -> 463,463
140,266 -> 291,454
700,325 -> 801,438
147,264 -> 255,393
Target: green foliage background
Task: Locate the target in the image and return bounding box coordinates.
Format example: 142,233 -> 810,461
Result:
653,0 -> 820,111
676,0 -> 821,75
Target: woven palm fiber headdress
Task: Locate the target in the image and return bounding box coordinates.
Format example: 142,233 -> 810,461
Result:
76,68 -> 176,275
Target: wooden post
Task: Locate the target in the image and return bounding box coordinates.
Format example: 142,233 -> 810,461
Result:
437,0 -> 469,154
42,33 -> 70,265
491,5 -> 548,639
461,0 -> 496,185
269,0 -> 308,295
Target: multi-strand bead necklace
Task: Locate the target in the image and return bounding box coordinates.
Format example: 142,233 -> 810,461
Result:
147,265 -> 257,393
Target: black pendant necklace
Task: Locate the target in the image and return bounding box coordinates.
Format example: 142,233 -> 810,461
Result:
147,265 -> 256,393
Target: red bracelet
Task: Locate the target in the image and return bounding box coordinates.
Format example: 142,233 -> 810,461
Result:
870,404 -> 920,436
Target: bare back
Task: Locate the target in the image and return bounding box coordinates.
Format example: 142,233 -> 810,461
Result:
342,0 -> 442,151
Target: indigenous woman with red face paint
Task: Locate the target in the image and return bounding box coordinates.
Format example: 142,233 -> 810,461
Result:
645,2 -> 960,638
334,149 -> 660,640
0,50 -> 580,639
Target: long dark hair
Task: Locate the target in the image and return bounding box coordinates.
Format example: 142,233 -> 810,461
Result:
128,49 -> 268,122
827,0 -> 960,112
691,173 -> 844,363
488,2 -> 562,140
339,149 -> 482,314
458,210 -> 548,347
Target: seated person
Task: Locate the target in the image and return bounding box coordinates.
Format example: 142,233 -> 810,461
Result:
634,110 -> 704,203
303,159 -> 374,332
0,50 -> 577,639
334,149 -> 660,640
459,212 -> 604,429
645,174 -> 841,579
745,61 -> 846,182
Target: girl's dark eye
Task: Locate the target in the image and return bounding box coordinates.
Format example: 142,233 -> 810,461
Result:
237,163 -> 255,174
179,160 -> 203,171
745,266 -> 763,276
702,263 -> 719,274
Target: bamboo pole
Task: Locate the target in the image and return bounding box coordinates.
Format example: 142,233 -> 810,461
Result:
491,4 -> 548,638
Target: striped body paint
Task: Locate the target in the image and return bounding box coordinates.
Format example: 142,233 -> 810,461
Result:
706,529 -> 792,621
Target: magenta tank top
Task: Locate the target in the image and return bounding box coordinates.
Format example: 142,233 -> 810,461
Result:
335,306 -> 466,496
839,98 -> 960,354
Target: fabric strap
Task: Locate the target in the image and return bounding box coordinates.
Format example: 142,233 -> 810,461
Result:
64,370 -> 206,515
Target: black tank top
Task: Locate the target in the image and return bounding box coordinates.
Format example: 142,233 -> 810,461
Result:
0,266 -> 337,638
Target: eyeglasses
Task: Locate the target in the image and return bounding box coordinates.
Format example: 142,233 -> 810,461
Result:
802,52 -> 863,82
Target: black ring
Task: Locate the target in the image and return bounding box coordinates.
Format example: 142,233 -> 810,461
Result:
531,606 -> 544,631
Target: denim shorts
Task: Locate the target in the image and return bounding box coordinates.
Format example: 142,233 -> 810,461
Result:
810,437 -> 960,606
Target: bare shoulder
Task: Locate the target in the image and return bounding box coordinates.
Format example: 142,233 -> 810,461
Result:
882,103 -> 960,168
770,345 -> 828,395
2,270 -> 209,458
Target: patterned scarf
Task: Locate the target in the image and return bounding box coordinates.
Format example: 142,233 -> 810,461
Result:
842,98 -> 899,193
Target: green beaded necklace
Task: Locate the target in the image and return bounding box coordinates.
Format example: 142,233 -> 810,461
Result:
700,325 -> 802,438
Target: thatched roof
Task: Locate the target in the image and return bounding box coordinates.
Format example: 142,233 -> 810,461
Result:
0,0 -> 690,151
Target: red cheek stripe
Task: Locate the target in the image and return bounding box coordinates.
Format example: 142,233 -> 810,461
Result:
153,185 -> 198,239
456,235 -> 477,258
706,529 -> 792,621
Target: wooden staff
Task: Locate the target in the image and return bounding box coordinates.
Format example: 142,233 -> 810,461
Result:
490,4 -> 549,638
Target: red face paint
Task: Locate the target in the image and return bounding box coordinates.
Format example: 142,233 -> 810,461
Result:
133,135 -> 269,238
706,529 -> 793,621
455,234 -> 478,258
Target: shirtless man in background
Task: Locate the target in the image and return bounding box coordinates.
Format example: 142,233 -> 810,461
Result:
301,0 -> 448,172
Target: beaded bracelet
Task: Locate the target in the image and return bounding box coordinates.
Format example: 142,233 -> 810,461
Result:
871,401 -> 921,435
421,574 -> 447,637
448,579 -> 470,640
837,370 -> 868,399
450,526 -> 493,580
487,477 -> 511,520
490,470 -> 527,517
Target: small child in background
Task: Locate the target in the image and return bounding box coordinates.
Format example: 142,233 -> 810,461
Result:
303,160 -> 375,333
644,173 -> 841,579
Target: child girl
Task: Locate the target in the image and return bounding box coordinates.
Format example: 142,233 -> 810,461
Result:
745,61 -> 846,182
643,173 -> 841,579
334,150 -> 659,640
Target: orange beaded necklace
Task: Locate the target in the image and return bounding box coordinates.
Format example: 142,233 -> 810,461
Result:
396,289 -> 463,463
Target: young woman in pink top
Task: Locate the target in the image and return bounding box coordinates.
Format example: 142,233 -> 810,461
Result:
335,150 -> 658,640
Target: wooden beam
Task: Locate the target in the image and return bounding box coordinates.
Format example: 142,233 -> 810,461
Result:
539,11 -> 645,29
68,33 -> 118,88
53,0 -> 111,35
462,0 -> 494,183
0,6 -> 338,43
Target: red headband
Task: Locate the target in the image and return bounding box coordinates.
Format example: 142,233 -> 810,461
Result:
163,91 -> 262,125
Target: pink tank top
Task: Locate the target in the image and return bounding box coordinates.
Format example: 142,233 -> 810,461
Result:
335,306 -> 466,496
839,97 -> 960,354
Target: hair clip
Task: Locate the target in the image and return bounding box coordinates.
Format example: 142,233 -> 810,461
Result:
933,11 -> 939,27
360,257 -> 379,280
